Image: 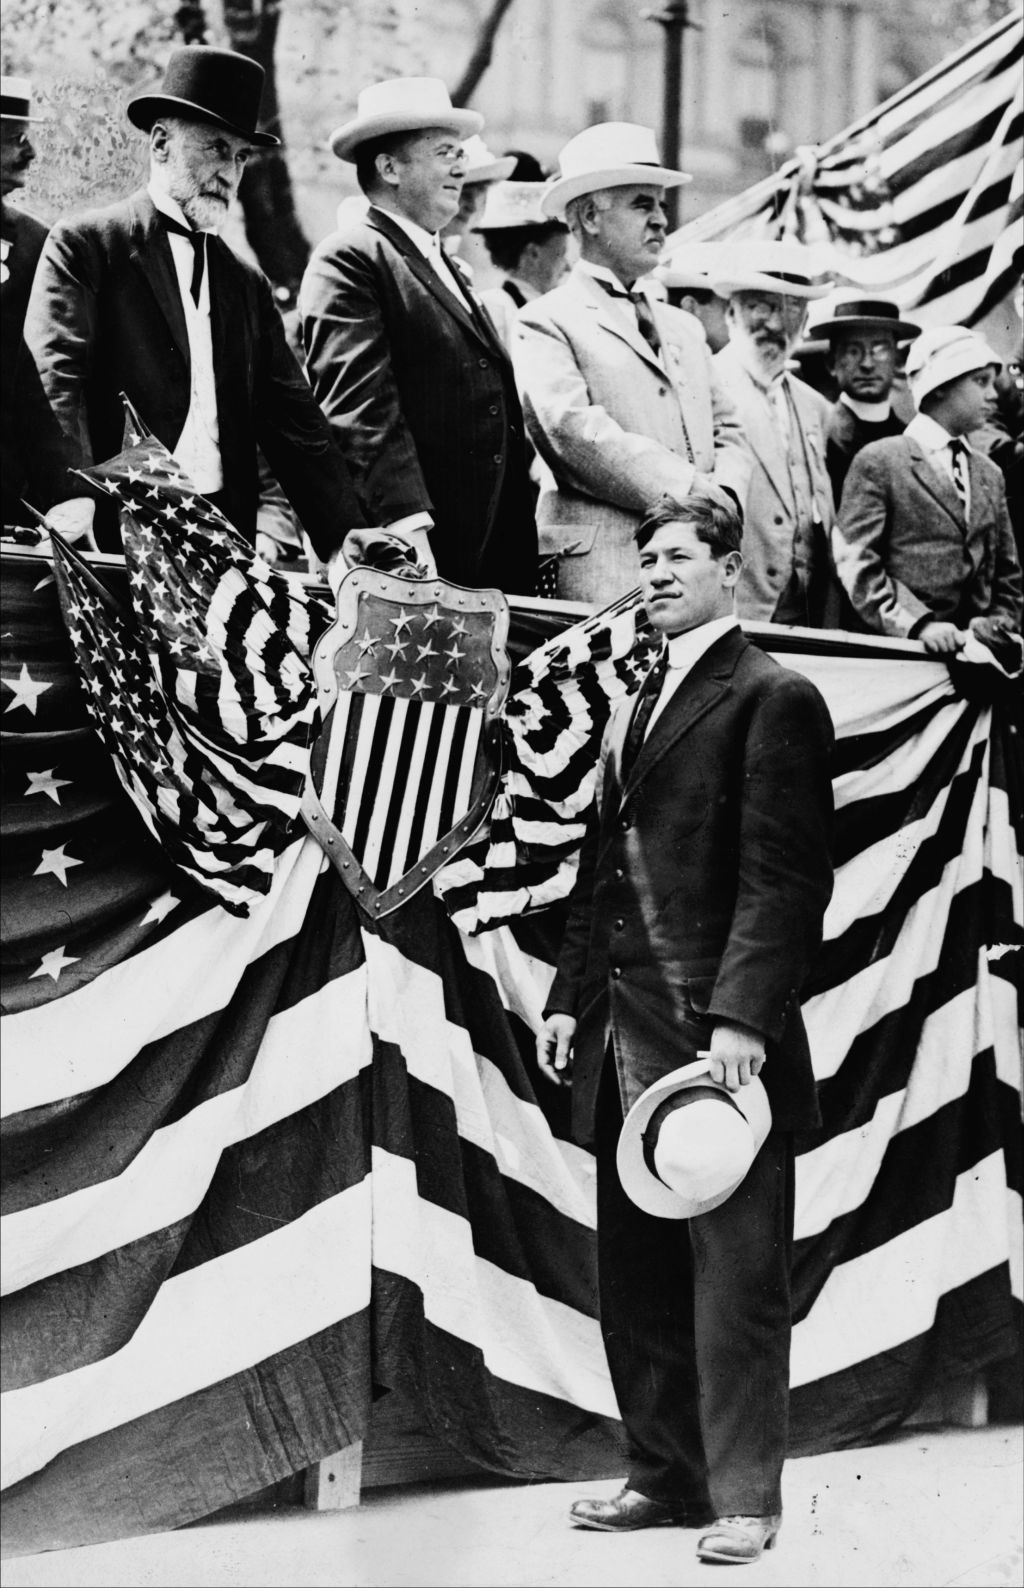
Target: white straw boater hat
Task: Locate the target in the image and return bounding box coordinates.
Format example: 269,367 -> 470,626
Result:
904,325 -> 1001,406
711,239 -> 833,300
461,134 -> 516,185
617,1059 -> 772,1219
1,76 -> 45,122
330,77 -> 483,162
540,122 -> 691,221
474,180 -> 552,230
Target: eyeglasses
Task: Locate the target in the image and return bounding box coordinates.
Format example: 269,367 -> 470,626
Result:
737,295 -> 807,326
833,340 -> 897,361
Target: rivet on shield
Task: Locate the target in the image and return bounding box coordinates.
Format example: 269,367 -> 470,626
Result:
327,836 -> 334,845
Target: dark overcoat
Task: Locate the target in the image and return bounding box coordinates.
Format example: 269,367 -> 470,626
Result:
546,627 -> 835,1148
298,205 -> 538,594
24,188 -> 364,555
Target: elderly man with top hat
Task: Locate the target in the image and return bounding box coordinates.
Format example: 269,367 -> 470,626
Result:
808,292 -> 920,502
1,75 -> 84,535
537,486 -> 834,1562
832,325 -> 1022,654
510,123 -> 751,605
25,46 -> 365,563
711,242 -> 837,625
298,77 -> 538,595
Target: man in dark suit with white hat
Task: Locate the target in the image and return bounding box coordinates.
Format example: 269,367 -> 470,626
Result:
25,46 -> 365,562
298,77 -> 538,594
537,487 -> 833,1564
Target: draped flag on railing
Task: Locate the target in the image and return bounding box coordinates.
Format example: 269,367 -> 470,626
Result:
1,495 -> 1021,1555
669,11 -> 1023,328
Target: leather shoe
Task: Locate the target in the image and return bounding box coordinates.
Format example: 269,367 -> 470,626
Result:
570,1486 -> 710,1532
696,1514 -> 782,1563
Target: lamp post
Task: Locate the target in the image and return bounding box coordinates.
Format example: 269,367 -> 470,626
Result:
643,0 -> 701,231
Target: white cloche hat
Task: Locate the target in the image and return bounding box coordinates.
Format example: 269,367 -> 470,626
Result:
330,77 -> 483,162
541,122 -> 691,221
461,134 -> 516,185
904,324 -> 1002,406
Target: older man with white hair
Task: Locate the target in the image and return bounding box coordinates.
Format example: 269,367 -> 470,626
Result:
712,243 -> 836,625
511,123 -> 750,604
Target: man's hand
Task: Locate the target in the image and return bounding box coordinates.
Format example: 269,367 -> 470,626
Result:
46,497 -> 97,550
707,1019 -> 766,1093
536,1013 -> 576,1088
918,621 -> 965,655
255,531 -> 282,565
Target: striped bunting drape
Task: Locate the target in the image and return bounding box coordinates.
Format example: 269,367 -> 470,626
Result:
1,553 -> 1020,1554
669,10 -> 1024,328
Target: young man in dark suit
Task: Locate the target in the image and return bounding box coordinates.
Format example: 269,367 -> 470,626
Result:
537,489 -> 834,1564
298,77 -> 538,595
24,47 -> 365,566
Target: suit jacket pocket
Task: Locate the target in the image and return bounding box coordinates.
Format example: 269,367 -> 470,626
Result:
538,523 -> 600,557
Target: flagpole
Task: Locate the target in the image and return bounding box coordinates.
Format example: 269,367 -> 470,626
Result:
643,0 -> 701,231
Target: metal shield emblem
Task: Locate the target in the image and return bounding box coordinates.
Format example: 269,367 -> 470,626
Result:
302,570 -> 510,915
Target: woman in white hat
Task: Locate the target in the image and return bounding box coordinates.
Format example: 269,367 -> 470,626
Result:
472,174 -> 571,350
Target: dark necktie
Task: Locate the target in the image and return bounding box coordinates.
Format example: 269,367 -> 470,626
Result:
159,213 -> 206,306
620,650 -> 668,780
594,275 -> 662,357
950,439 -> 970,518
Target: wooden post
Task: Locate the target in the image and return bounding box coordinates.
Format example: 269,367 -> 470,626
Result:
303,1441 -> 364,1510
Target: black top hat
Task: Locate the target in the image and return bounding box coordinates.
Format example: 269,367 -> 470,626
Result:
812,296 -> 921,343
127,46 -> 279,148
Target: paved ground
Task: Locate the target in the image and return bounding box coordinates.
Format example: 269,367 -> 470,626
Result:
3,1424 -> 1021,1588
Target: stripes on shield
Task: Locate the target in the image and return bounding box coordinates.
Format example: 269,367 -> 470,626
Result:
329,692 -> 484,889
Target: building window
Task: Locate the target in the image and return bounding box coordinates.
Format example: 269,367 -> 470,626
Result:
733,20 -> 785,152
579,2 -> 634,125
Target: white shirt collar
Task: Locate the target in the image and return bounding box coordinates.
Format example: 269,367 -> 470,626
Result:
840,392 -> 892,422
905,411 -> 971,455
371,203 -> 440,263
663,614 -> 739,671
578,259 -> 633,295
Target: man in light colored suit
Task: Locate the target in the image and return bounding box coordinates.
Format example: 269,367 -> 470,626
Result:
511,124 -> 751,604
712,244 -> 836,625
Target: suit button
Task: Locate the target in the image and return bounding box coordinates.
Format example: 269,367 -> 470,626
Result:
611,967 -> 622,979
766,565 -> 778,578
614,868 -> 624,880
479,357 -> 489,369
774,514 -> 784,526
658,386 -> 668,396
614,918 -> 624,930
619,818 -> 630,831
489,404 -> 499,416
493,453 -> 503,464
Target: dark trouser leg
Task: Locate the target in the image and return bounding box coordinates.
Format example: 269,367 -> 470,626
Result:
593,1068 -> 712,1508
690,1130 -> 795,1517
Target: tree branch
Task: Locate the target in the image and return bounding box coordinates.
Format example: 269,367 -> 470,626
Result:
451,0 -> 518,106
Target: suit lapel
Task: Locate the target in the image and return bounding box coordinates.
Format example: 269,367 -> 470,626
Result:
718,346 -> 792,510
368,206 -> 500,352
907,438 -> 965,528
575,267 -> 665,378
620,630 -> 745,799
127,190 -> 189,365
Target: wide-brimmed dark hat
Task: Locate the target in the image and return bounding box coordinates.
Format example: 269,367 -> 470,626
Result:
127,46 -> 279,148
810,294 -> 920,342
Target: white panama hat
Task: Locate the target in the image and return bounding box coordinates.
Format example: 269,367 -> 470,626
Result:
1,76 -> 45,122
461,134 -> 516,185
540,122 -> 691,221
474,180 -> 554,230
330,77 -> 483,162
617,1058 -> 772,1220
711,239 -> 834,300
904,324 -> 1002,406
655,242 -> 731,292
